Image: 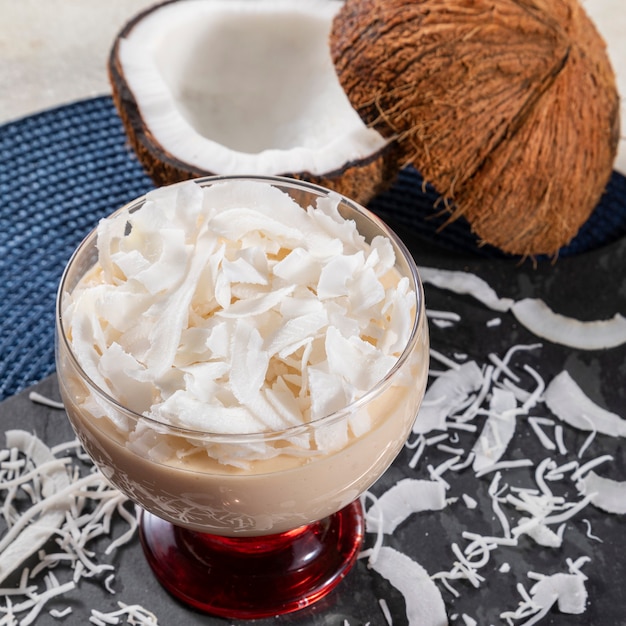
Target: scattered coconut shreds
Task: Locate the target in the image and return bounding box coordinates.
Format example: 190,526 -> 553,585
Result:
90,602 -> 159,626
500,566 -> 588,625
64,180 -> 418,465
364,322 -> 623,624
0,429 -> 151,624
0,430 -> 71,584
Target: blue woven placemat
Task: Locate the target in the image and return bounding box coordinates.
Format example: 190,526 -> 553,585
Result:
0,97 -> 154,400
1,95 -> 625,400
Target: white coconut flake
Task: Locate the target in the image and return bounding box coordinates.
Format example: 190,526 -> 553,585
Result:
554,424 -> 568,454
471,388 -> 518,472
365,479 -> 447,534
530,572 -> 588,615
430,348 -> 461,371
570,454 -> 614,482
544,370 -> 626,437
527,417 -> 557,451
462,494 -> 478,509
581,519 -> 603,542
368,547 -> 448,626
511,298 -> 626,349
419,267 -> 514,312
379,598 -> 393,625
576,471 -> 626,514
501,566 -> 588,625
414,361 -> 483,434
474,458 -> 534,478
27,392 -> 65,410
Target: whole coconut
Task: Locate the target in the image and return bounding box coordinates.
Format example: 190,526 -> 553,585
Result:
330,0 -> 620,257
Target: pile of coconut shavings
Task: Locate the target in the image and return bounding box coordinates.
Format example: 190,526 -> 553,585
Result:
0,425 -> 154,625
64,180 -> 415,462
358,304 -> 625,625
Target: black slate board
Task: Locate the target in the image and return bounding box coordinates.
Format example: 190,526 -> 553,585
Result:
1,226 -> 625,625
1,95 -> 626,625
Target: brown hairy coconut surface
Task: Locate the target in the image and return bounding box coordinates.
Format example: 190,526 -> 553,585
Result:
330,0 -> 620,257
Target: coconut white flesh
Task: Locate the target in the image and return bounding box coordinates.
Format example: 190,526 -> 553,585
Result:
117,0 -> 387,175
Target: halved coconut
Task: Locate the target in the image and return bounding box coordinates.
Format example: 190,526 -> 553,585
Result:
108,0 -> 397,204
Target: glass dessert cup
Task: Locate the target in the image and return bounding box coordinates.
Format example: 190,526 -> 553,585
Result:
55,176 -> 429,619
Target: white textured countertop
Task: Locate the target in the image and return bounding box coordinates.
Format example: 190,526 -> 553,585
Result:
0,0 -> 624,173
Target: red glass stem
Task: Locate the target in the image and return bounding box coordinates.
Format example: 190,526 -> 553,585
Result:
138,500 -> 364,619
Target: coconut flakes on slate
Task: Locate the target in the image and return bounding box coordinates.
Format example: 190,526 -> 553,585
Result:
576,471 -> 626,514
421,266 -> 626,350
90,602 -> 159,626
64,180 -> 416,464
413,361 -> 483,434
544,370 -> 626,437
365,478 -> 447,534
511,298 -> 626,350
500,561 -> 589,625
0,430 -> 71,584
0,428 -> 144,624
363,319 -> 622,623
368,546 -> 448,626
471,388 -> 518,472
419,267 -> 514,312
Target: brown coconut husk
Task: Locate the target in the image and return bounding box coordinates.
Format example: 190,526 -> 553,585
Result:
330,0 -> 620,257
107,0 -> 398,206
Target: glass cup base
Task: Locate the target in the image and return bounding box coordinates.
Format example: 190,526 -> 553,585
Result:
138,500 -> 365,619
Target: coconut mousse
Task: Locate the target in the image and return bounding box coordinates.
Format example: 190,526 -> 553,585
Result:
57,177 -> 429,535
